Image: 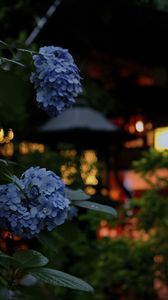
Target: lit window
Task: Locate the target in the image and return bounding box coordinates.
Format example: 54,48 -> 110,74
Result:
154,127 -> 168,151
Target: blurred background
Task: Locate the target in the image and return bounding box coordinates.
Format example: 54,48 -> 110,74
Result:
1,1 -> 168,299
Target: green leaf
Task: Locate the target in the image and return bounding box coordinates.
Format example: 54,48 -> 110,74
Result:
0,40 -> 9,50
0,288 -> 32,300
0,159 -> 18,167
13,250 -> 48,269
0,57 -> 25,67
17,48 -> 37,55
37,232 -> 59,252
73,200 -> 117,217
0,159 -> 8,166
29,268 -> 94,292
54,222 -> 81,243
66,188 -> 90,201
19,274 -> 38,287
0,68 -> 31,129
0,251 -> 16,268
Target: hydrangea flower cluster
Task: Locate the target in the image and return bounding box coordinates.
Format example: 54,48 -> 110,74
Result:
30,46 -> 82,116
0,167 -> 70,238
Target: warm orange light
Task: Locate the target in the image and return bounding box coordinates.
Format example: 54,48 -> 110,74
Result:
128,124 -> 136,134
126,115 -> 146,135
100,188 -> 109,196
60,149 -> 77,158
109,189 -> 120,200
7,128 -> 14,140
145,122 -> 153,130
0,128 -> 14,144
124,138 -> 144,148
137,75 -> 154,86
146,130 -> 154,147
19,142 -> 45,154
154,255 -> 164,264
84,186 -> 96,195
81,150 -> 98,185
60,165 -> 77,185
0,143 -> 14,157
0,128 -> 4,142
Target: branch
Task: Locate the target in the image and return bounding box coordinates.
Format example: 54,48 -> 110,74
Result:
25,0 -> 63,46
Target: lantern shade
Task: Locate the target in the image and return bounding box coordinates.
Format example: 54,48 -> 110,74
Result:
37,107 -> 131,149
39,107 -> 117,132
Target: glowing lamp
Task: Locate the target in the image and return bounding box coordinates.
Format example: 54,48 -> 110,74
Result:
135,120 -> 145,133
126,115 -> 145,135
154,127 -> 168,151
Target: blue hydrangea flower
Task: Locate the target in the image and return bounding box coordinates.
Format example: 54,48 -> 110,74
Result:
30,46 -> 82,116
0,167 -> 70,238
67,206 -> 78,220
